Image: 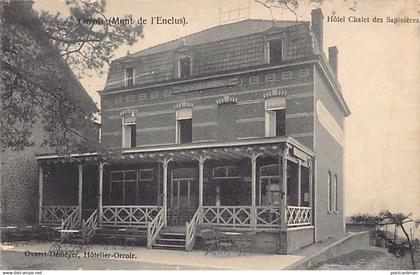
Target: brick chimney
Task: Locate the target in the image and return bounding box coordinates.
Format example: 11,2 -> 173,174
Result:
328,46 -> 338,79
311,8 -> 324,52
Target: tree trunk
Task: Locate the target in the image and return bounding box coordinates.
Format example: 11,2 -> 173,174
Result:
400,224 -> 417,270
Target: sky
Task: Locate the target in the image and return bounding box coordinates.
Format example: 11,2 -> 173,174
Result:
33,0 -> 420,219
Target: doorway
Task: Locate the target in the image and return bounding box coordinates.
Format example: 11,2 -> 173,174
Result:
168,168 -> 197,226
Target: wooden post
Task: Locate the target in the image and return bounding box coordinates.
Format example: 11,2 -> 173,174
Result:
198,155 -> 209,208
38,163 -> 44,224
250,151 -> 261,229
157,163 -> 162,205
297,160 -> 302,206
308,158 -> 313,225
98,161 -> 104,225
161,157 -> 171,226
280,147 -> 289,231
78,163 -> 83,222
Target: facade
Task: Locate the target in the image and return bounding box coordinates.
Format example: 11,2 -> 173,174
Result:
37,8 -> 350,254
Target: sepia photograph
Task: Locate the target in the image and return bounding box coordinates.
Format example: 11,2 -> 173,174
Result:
0,0 -> 419,272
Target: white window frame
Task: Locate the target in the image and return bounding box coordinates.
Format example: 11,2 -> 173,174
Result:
124,67 -> 135,87
175,107 -> 192,144
177,55 -> 192,78
264,96 -> 286,137
122,113 -> 136,148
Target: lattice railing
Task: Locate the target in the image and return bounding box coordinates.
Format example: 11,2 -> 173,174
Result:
146,208 -> 164,248
185,207 -> 203,251
62,208 -> 81,230
201,206 -> 252,228
41,206 -> 79,225
83,209 -> 98,240
101,206 -> 161,227
286,206 -> 312,227
256,206 -> 280,228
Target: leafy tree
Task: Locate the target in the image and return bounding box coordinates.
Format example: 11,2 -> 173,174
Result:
351,211 -> 420,269
0,0 -> 143,153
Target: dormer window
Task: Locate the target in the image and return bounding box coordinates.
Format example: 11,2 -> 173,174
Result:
122,113 -> 136,148
178,56 -> 191,78
124,67 -> 134,87
268,39 -> 283,64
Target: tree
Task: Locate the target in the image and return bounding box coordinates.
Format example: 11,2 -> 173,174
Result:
0,0 -> 144,153
351,211 -> 420,269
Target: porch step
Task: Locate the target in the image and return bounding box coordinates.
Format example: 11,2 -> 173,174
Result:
152,229 -> 186,250
152,243 -> 185,250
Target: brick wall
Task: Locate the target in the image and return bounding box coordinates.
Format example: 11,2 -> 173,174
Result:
101,64 -> 315,149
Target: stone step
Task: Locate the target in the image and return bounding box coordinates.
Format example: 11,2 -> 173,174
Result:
152,243 -> 185,250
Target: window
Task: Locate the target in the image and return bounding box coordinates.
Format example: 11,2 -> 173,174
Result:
178,119 -> 192,143
139,169 -> 154,181
175,107 -> 192,144
327,171 -> 333,212
213,166 -> 240,179
268,39 -> 283,64
334,174 -> 338,212
122,114 -> 136,148
178,56 -> 191,78
265,96 -> 286,137
110,170 -> 138,205
125,67 -> 134,87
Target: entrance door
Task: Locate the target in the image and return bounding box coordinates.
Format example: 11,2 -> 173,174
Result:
168,170 -> 197,226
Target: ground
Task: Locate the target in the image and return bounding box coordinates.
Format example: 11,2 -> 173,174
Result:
316,247 -> 420,270
0,242 -> 303,270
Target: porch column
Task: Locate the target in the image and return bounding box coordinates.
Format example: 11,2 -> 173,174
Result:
78,163 -> 83,221
98,161 -> 104,225
38,163 -> 44,224
161,157 -> 172,226
250,151 -> 262,229
280,147 -> 289,231
308,158 -> 313,224
297,160 -> 302,206
197,155 -> 209,208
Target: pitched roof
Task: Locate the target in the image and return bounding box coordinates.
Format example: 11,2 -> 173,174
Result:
119,19 -> 306,60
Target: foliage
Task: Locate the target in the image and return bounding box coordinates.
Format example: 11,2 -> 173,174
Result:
0,0 -> 143,153
350,211 -> 419,269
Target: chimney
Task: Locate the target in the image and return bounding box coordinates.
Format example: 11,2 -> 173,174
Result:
311,8 -> 324,52
328,46 -> 338,79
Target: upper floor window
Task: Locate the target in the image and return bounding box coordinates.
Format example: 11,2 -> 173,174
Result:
124,67 -> 134,87
178,56 -> 191,78
265,95 -> 286,137
175,107 -> 192,144
122,113 -> 136,148
268,39 -> 283,64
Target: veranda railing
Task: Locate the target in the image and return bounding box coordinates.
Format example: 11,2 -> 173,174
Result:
286,206 -> 312,227
40,206 -> 79,226
101,206 -> 161,227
